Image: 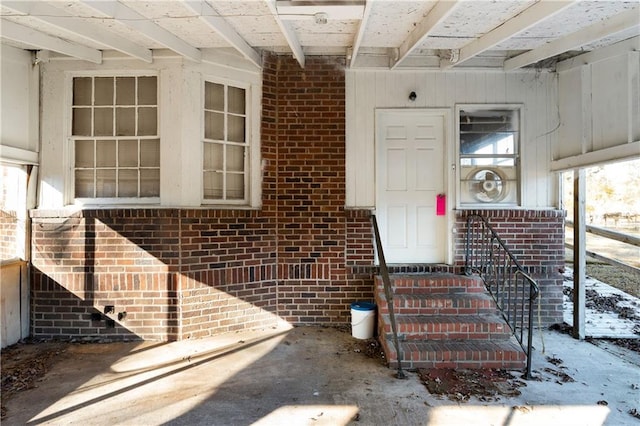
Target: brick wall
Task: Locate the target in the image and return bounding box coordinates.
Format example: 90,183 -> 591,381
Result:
454,209 -> 565,325
29,55 -> 564,341
30,54 -> 374,341
267,55 -> 373,324
0,211 -> 19,260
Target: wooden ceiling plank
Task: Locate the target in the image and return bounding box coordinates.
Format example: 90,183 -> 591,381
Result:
505,7 -> 640,71
183,1 -> 261,68
441,0 -> 576,69
349,0 -> 374,68
0,19 -> 102,63
264,0 -> 305,68
81,0 -> 201,62
3,1 -> 152,63
391,0 -> 459,69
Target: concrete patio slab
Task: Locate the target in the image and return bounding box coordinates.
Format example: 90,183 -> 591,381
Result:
2,323 -> 639,426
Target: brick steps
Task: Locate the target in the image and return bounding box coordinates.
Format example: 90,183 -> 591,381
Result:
379,292 -> 497,316
382,339 -> 526,370
375,273 -> 526,370
385,314 -> 511,340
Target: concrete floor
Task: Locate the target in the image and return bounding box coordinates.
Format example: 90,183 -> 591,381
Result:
2,323 -> 639,426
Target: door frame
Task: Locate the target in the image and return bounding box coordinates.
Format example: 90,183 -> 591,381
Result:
374,108 -> 455,265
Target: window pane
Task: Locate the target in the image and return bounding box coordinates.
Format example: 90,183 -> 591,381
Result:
227,145 -> 245,172
203,142 -> 223,170
119,140 -> 138,167
140,169 -> 160,197
96,169 -> 116,197
228,87 -> 245,115
118,169 -> 138,197
460,133 -> 516,155
116,107 -> 135,136
138,107 -> 157,136
116,77 -> 135,105
205,111 -> 224,140
73,78 -> 92,106
138,76 -> 157,105
140,139 -> 160,167
203,171 -> 223,199
96,140 -> 116,167
94,77 -> 114,106
94,108 -> 113,136
75,140 -> 94,168
72,108 -> 92,136
75,170 -> 94,197
205,82 -> 224,111
228,115 -> 245,142
227,173 -> 244,200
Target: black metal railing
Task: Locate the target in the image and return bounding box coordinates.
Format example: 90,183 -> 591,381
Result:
464,214 -> 539,379
371,214 -> 405,379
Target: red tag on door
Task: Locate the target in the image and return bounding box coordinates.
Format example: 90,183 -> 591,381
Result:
436,194 -> 446,216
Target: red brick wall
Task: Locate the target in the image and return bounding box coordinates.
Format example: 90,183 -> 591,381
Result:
267,55 -> 373,324
30,54 -> 375,341
454,209 -> 565,325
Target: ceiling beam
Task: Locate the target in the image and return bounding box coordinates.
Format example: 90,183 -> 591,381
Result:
2,1 -> 152,63
556,35 -> 640,72
391,0 -> 459,69
265,0 -> 305,68
0,19 -> 102,63
505,7 -> 640,71
80,0 -> 201,63
441,0 -> 575,69
183,1 -> 261,68
349,0 -> 374,68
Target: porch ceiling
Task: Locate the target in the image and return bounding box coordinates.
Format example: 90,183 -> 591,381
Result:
1,0 -> 638,70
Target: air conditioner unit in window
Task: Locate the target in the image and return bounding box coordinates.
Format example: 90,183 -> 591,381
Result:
460,166 -> 517,205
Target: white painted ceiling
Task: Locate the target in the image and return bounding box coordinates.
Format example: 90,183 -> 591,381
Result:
1,0 -> 639,70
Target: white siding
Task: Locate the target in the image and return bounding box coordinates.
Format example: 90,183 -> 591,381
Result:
346,70 -> 559,209
555,50 -> 640,170
0,46 -> 39,163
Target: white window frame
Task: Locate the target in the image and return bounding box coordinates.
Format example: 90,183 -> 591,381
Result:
66,71 -> 160,206
455,104 -> 523,208
201,76 -> 253,206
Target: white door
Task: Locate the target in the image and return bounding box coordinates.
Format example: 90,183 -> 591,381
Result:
376,110 -> 447,263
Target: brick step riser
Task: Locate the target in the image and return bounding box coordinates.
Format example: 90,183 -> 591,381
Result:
381,326 -> 512,341
376,276 -> 485,294
377,297 -> 498,316
379,339 -> 526,370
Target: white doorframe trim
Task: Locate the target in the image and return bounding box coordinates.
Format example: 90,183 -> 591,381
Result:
374,107 -> 454,265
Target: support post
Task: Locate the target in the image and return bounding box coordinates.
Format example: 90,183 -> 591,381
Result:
572,168 -> 586,339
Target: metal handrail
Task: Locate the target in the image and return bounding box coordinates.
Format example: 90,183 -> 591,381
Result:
464,214 -> 539,379
371,214 -> 405,379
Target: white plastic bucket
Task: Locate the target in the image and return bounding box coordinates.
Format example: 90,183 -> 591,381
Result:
350,301 -> 376,339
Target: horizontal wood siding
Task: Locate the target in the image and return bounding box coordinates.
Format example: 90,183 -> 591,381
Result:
346,70 -> 559,209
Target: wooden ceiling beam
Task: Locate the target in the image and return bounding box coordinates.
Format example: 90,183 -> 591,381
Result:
391,0 -> 458,69
265,0 -> 305,68
0,19 -> 102,63
441,0 -> 575,69
505,7 -> 640,71
2,1 -> 152,63
183,1 -> 261,68
81,0 -> 201,62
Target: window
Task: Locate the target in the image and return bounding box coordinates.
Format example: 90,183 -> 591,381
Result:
457,105 -> 520,206
203,80 -> 248,203
71,75 -> 159,201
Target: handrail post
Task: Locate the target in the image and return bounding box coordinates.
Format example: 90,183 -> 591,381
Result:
371,215 -> 406,379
